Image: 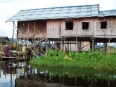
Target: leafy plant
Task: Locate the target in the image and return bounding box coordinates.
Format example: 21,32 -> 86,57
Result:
29,50 -> 116,70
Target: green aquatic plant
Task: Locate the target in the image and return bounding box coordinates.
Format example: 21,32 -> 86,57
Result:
29,50 -> 116,70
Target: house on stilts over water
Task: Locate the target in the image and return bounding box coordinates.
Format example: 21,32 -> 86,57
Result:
6,4 -> 116,54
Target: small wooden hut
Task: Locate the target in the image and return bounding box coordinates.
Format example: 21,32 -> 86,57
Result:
6,4 -> 116,52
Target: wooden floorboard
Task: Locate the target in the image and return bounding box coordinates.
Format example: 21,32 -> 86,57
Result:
1,56 -> 17,59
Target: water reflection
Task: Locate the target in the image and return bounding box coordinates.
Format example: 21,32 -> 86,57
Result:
1,63 -> 116,87
29,66 -> 116,87
0,68 -> 16,87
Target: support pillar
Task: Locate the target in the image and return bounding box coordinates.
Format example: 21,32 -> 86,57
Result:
76,37 -> 77,52
12,22 -> 15,44
106,39 -> 110,56
91,37 -> 94,52
33,21 -> 36,58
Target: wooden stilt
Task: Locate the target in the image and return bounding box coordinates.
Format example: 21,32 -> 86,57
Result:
0,40 -> 2,78
46,40 -> 47,55
12,22 -> 15,44
63,38 -> 66,53
107,39 -> 110,56
33,21 -> 36,58
61,38 -> 62,51
92,37 -> 94,52
76,37 -> 77,52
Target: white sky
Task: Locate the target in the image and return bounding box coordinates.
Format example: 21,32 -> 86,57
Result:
0,0 -> 116,38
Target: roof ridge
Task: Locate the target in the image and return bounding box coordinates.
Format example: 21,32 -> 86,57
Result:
20,4 -> 99,11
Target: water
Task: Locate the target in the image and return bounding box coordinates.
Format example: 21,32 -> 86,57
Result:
0,69 -> 16,87
1,63 -> 116,87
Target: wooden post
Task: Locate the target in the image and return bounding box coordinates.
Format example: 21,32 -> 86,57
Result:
68,41 -> 69,51
63,38 -> 65,51
0,40 -> 2,78
61,38 -> 62,51
76,37 -> 77,52
12,22 -> 15,44
92,37 -> 94,52
46,40 -> 47,55
107,39 -> 110,56
33,21 -> 36,58
0,40 -> 2,55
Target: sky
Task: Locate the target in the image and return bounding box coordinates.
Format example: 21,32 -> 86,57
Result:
0,0 -> 116,38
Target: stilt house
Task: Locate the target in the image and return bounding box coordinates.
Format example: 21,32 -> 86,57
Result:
6,4 -> 116,51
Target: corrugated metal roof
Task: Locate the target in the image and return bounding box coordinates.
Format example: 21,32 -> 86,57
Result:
99,10 -> 116,17
6,4 -> 116,22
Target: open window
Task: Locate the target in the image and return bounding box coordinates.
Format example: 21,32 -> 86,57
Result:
82,22 -> 89,29
101,21 -> 107,29
66,21 -> 73,30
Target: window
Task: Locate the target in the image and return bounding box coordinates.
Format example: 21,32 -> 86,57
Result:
82,22 -> 89,29
101,21 -> 107,29
66,21 -> 73,30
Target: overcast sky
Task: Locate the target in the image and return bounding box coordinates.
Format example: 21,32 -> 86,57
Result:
0,0 -> 116,38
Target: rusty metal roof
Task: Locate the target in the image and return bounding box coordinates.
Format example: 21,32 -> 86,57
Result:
6,4 -> 116,22
6,4 -> 99,22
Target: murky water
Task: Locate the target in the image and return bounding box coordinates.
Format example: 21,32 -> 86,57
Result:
0,62 -> 116,87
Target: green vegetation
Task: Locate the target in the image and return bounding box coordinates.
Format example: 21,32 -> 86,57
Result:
29,50 -> 116,70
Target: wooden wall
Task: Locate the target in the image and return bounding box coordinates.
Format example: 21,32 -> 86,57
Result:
60,18 -> 94,37
17,20 -> 46,39
95,17 -> 116,38
47,20 -> 61,38
17,17 -> 116,39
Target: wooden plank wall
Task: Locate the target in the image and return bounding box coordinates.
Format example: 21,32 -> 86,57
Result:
95,17 -> 116,38
17,17 -> 116,39
60,18 -> 94,37
47,20 -> 61,38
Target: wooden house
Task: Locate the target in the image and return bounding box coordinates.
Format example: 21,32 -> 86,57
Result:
0,37 -> 10,44
6,4 -> 116,52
